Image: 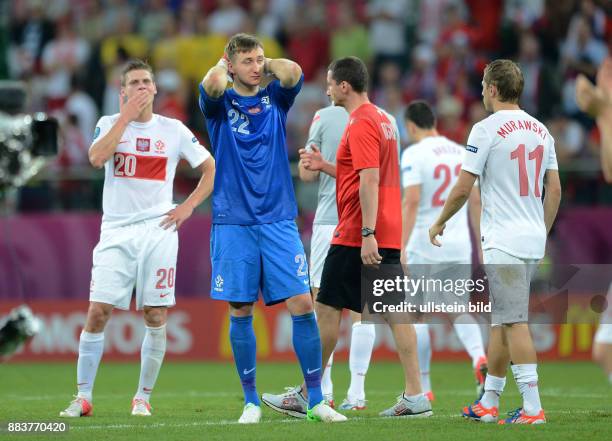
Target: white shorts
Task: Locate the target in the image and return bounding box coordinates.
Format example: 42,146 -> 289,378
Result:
483,248 -> 539,325
309,224 -> 336,289
90,216 -> 178,310
595,285 -> 612,344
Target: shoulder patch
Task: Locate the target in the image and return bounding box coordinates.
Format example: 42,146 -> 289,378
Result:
466,145 -> 478,153
93,126 -> 100,140
192,137 -> 198,143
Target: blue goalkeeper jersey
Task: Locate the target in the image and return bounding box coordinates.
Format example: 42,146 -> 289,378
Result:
199,75 -> 304,225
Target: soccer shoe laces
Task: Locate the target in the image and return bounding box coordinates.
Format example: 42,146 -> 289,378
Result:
505,408 -> 522,421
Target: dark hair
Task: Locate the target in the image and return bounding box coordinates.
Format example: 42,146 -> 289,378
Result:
405,100 -> 436,129
120,59 -> 154,87
328,56 -> 369,93
225,33 -> 263,60
483,59 -> 524,103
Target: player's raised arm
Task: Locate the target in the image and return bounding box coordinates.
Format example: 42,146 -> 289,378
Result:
265,58 -> 302,88
202,56 -> 230,99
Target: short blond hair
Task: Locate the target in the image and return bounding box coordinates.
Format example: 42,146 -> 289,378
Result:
483,59 -> 524,103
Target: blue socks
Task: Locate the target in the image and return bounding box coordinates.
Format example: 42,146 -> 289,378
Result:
229,315 -> 260,406
292,312 -> 323,408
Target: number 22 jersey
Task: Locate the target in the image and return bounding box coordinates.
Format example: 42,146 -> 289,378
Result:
92,114 -> 211,230
462,109 -> 558,259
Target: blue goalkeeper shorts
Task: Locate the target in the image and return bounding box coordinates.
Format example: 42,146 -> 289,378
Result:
210,219 -> 310,305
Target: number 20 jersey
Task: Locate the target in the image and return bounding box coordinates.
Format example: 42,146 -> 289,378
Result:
199,76 -> 304,225
401,136 -> 471,262
92,114 -> 211,230
462,109 -> 558,260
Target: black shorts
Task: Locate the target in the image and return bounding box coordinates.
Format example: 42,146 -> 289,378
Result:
317,245 -> 401,313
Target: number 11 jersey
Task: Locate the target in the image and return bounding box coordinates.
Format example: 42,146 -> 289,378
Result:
462,109 -> 558,260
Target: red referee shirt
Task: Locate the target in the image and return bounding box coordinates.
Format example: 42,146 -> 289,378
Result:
332,103 -> 402,249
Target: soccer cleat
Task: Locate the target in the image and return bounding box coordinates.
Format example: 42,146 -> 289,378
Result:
238,403 -> 262,424
306,401 -> 348,422
498,408 -> 546,425
323,393 -> 335,409
59,396 -> 93,417
131,398 -> 152,416
261,386 -> 308,419
424,391 -> 435,402
474,356 -> 488,398
379,394 -> 433,417
339,397 -> 366,410
462,400 -> 498,423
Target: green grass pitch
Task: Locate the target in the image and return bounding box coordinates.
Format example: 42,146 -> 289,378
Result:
0,361 -> 610,440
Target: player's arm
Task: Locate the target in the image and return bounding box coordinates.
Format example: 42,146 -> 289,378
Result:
202,56 -> 230,99
299,145 -> 336,179
298,156 -> 320,182
265,58 -> 302,88
360,167 -> 382,264
160,156 -> 216,230
429,170 -> 478,246
467,185 -> 483,262
401,185 -> 420,257
543,169 -> 562,234
88,91 -> 150,168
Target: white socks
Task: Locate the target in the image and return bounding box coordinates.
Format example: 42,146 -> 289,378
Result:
321,352 -> 334,396
414,323 -> 431,393
452,315 -> 486,367
134,324 -> 167,402
347,322 -> 375,401
76,331 -> 105,402
480,374 -> 506,408
512,364 -> 542,415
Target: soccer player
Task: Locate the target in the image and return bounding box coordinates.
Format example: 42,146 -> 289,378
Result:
60,60 -> 215,417
401,100 -> 487,402
429,59 -> 561,424
199,33 -> 345,424
575,57 -> 612,383
265,56 -> 432,418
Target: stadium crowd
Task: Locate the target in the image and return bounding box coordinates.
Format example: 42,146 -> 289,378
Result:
2,0 -> 611,210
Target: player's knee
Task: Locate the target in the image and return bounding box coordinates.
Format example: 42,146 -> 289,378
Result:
85,303 -> 112,332
229,302 -> 254,316
143,306 -> 167,327
287,294 -> 314,316
592,342 -> 603,363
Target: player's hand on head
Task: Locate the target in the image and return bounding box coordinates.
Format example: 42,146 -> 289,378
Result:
361,236 -> 382,265
428,222 -> 445,247
160,202 -> 194,231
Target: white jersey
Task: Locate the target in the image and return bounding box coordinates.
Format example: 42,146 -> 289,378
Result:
462,109 -> 558,259
401,136 -> 471,262
92,114 -> 211,230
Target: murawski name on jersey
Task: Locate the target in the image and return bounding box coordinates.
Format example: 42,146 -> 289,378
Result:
496,119 -> 548,141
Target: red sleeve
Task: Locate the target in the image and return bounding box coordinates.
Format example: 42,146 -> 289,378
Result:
348,117 -> 380,171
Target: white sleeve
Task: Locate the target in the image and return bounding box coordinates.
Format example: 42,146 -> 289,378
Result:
462,123 -> 492,176
305,111 -> 323,151
89,116 -> 113,149
401,147 -> 422,188
546,135 -> 559,170
177,123 -> 211,168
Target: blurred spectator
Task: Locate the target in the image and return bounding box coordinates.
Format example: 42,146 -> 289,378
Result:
372,61 -> 402,104
503,0 -> 544,30
367,0 -> 409,76
102,47 -> 129,116
567,0 -> 607,42
436,94 -> 467,144
375,85 -> 408,144
249,0 -> 281,38
177,0 -> 200,36
102,0 -> 134,36
465,0 -> 503,51
402,44 -> 438,105
100,12 -> 148,69
41,15 -> 90,110
65,74 -> 98,144
58,113 -> 89,169
75,0 -> 105,44
418,0 -> 466,45
330,4 -> 371,63
140,0 -> 174,43
8,0 -> 55,78
152,14 -> 182,71
547,114 -> 587,164
207,0 -> 247,36
285,15 -> 329,81
154,69 -> 188,123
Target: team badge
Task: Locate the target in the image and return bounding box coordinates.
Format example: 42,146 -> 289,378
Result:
93,126 -> 100,140
154,139 -> 165,153
136,138 -> 151,152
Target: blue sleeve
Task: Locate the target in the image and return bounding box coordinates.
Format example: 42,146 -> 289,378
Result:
198,83 -> 226,119
266,74 -> 304,113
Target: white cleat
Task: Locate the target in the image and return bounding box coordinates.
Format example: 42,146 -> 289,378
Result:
306,401 -> 348,422
59,396 -> 93,417
238,403 -> 262,424
131,399 -> 152,416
